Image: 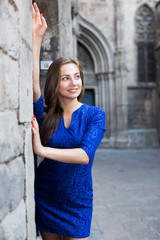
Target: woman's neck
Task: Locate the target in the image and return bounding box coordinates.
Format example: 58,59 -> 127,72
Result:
59,98 -> 82,115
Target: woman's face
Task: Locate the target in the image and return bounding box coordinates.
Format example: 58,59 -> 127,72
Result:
58,63 -> 82,101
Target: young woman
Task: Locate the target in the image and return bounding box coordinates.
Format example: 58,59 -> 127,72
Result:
32,3 -> 106,240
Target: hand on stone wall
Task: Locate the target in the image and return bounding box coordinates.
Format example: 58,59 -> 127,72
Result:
32,115 -> 44,156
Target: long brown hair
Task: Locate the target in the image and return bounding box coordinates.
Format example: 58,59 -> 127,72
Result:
40,57 -> 85,145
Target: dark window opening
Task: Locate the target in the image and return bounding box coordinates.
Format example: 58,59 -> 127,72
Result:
136,5 -> 156,82
138,42 -> 155,82
81,89 -> 95,106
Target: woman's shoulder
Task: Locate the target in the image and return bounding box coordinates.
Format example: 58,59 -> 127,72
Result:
81,103 -> 106,124
33,92 -> 43,106
33,92 -> 44,124
82,103 -> 105,115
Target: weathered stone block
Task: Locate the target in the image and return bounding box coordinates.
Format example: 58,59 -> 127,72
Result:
14,0 -> 32,48
0,164 -> 10,221
128,87 -> 157,129
0,53 -> 19,109
0,226 -> 5,240
0,1 -> 19,60
19,41 -> 33,123
128,129 -> 160,148
1,200 -> 26,240
24,125 -> 36,240
58,0 -> 74,57
0,111 -> 23,163
79,0 -> 115,39
7,157 -> 24,211
0,52 -> 3,111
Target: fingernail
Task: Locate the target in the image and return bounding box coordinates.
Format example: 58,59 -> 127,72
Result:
32,125 -> 34,128
33,115 -> 35,118
41,14 -> 44,17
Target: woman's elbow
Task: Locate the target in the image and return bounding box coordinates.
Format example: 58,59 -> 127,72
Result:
80,150 -> 90,165
83,156 -> 89,165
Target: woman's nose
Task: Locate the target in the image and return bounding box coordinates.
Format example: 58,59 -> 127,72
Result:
70,77 -> 76,85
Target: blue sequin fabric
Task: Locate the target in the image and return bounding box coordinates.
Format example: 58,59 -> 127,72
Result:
34,94 -> 106,238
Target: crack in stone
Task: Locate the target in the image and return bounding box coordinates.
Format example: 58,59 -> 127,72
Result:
21,38 -> 32,52
8,0 -> 18,12
0,47 -> 17,61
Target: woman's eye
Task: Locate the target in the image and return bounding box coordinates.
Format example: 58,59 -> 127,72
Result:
75,75 -> 80,79
62,77 -> 68,81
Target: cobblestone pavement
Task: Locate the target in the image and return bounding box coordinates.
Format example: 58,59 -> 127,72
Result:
90,149 -> 160,240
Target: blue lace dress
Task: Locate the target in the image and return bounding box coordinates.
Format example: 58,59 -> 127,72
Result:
34,94 -> 106,238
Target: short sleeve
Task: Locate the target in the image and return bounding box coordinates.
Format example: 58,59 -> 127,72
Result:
79,107 -> 106,164
33,93 -> 44,125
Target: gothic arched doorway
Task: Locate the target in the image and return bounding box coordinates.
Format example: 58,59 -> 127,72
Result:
77,15 -> 115,146
77,42 -> 96,106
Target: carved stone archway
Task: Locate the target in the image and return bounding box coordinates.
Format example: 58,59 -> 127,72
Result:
76,15 -> 116,146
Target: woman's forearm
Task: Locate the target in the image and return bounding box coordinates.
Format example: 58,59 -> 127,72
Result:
32,110 -> 89,165
32,37 -> 42,102
40,147 -> 89,165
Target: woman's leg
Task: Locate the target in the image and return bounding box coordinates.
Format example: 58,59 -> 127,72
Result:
40,231 -> 63,240
63,236 -> 89,240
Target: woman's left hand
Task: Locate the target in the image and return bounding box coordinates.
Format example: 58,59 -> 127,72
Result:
32,116 -> 44,156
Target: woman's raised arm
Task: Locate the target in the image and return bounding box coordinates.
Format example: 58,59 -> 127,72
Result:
32,3 -> 47,102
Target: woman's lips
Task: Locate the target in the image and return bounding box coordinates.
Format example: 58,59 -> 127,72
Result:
68,89 -> 78,93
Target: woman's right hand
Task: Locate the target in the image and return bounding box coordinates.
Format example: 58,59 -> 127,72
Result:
32,2 -> 47,39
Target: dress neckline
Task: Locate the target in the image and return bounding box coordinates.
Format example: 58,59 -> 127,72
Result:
62,104 -> 84,129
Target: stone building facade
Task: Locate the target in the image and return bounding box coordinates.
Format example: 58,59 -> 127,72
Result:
77,0 -> 160,148
0,0 -> 160,240
39,0 -> 160,148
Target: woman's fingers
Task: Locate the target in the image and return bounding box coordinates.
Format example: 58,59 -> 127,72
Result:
40,14 -> 47,29
32,115 -> 39,133
32,115 -> 43,156
32,4 -> 35,18
32,2 -> 47,37
32,3 -> 47,38
32,3 -> 42,25
33,2 -> 41,20
32,115 -> 36,131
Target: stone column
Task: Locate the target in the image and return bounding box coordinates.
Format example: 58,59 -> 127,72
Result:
58,0 -> 74,57
96,73 -> 109,138
0,1 -> 36,239
71,0 -> 80,58
37,0 -> 59,61
96,71 -> 117,147
114,0 -> 128,147
155,2 -> 160,144
108,71 -> 117,146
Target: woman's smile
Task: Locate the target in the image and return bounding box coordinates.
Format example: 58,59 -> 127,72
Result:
59,63 -> 82,100
68,88 -> 78,93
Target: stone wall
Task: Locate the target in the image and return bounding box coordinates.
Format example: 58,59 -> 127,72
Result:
0,1 -> 36,239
